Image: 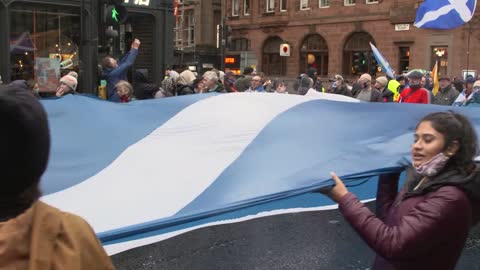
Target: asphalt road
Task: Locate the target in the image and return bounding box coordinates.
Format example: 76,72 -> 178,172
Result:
112,201 -> 480,270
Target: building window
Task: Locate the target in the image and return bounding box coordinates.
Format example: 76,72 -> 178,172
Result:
244,0 -> 250,15
431,46 -> 448,76
319,0 -> 330,7
266,0 -> 275,12
186,10 -> 195,46
343,32 -> 377,76
280,0 -> 288,11
398,47 -> 410,73
366,0 -> 378,3
229,38 -> 251,51
262,36 -> 286,76
10,4 -> 80,91
300,0 -> 309,10
300,34 -> 329,76
344,0 -> 355,6
232,0 -> 239,16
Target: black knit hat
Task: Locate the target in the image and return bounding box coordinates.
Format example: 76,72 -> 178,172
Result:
0,84 -> 50,197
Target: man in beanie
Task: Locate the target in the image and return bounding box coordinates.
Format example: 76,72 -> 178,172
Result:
432,76 -> 460,106
0,84 -> 114,269
56,71 -> 78,97
398,70 -> 431,104
102,38 -> 141,102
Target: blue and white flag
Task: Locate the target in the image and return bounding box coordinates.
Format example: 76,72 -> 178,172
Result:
369,42 -> 395,79
39,93 -> 480,254
414,0 -> 477,29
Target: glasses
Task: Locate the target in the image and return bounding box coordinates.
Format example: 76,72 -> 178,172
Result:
251,79 -> 261,82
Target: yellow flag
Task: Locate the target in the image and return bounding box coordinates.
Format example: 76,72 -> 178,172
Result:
432,61 -> 439,96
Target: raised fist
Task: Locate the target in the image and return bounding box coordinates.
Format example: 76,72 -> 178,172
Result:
132,39 -> 141,49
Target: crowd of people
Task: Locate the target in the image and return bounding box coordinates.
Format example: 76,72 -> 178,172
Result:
2,38 -> 480,269
5,38 -> 480,108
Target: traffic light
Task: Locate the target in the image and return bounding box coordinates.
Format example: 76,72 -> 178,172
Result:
105,0 -> 128,25
223,25 -> 232,48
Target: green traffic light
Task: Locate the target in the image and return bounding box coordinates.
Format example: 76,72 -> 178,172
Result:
112,7 -> 120,23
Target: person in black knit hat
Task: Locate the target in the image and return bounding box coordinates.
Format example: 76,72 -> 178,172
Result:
0,84 -> 114,269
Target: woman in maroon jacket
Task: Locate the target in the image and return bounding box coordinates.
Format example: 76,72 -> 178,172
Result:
325,111 -> 480,270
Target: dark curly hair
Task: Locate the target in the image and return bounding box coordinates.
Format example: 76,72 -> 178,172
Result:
418,111 -> 478,172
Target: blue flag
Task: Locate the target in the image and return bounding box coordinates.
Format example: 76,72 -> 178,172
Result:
39,94 -> 480,254
414,0 -> 477,29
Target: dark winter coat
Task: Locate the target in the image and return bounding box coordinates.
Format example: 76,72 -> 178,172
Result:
381,87 -> 395,102
432,85 -> 460,106
332,84 -> 352,97
338,167 -> 480,270
102,48 -> 138,102
133,70 -> 160,100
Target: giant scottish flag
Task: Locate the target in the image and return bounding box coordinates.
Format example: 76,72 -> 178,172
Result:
39,93 -> 480,255
415,0 -> 477,29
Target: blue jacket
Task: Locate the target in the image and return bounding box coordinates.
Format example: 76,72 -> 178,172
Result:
103,48 -> 138,102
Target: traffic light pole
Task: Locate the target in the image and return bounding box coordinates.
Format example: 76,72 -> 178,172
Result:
79,0 -> 99,94
220,17 -> 226,71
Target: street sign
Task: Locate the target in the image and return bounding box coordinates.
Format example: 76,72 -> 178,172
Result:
280,43 -> 290,56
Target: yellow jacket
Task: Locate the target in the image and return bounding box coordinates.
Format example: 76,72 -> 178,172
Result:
0,201 -> 114,270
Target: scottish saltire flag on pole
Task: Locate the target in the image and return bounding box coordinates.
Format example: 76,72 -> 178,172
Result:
369,42 -> 395,79
432,61 -> 440,96
415,0 -> 477,29
39,93 -> 480,254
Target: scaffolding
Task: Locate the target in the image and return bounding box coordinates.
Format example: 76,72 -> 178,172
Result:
174,0 -> 195,51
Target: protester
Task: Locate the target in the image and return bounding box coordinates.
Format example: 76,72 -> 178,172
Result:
203,71 -> 225,93
322,111 -> 480,269
102,38 -> 140,101
0,84 -> 114,269
224,71 -> 238,92
115,80 -> 135,103
9,79 -> 40,98
247,75 -> 266,92
296,74 -> 313,95
161,70 -> 180,96
354,73 -> 382,102
177,70 -> 197,95
399,71 -> 431,104
272,79 -> 288,94
330,74 -> 352,97
374,76 -> 394,102
56,71 -> 78,97
133,70 -> 160,100
432,76 -> 460,106
234,67 -> 254,92
452,77 -> 477,106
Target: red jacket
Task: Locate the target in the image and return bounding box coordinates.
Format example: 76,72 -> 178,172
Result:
399,87 -> 431,104
338,170 -> 480,270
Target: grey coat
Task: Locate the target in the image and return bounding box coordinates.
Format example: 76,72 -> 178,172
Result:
432,85 -> 460,106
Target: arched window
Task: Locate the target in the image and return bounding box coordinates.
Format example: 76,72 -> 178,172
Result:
343,32 -> 377,76
262,36 -> 286,76
300,34 -> 328,76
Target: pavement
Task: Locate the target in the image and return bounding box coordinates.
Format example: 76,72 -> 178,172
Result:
111,201 -> 480,270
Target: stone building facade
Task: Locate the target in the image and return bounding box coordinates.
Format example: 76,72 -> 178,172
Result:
173,0 -> 222,73
225,0 -> 480,80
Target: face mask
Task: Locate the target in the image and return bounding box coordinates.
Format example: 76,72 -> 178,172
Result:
410,84 -> 421,90
332,82 -> 337,88
415,152 -> 450,177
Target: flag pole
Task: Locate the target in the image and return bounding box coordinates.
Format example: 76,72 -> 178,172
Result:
466,22 -> 471,79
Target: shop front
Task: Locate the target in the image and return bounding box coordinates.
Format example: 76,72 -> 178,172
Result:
0,0 -> 173,94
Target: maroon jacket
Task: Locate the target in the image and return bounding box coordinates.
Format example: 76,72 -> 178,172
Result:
338,168 -> 480,270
